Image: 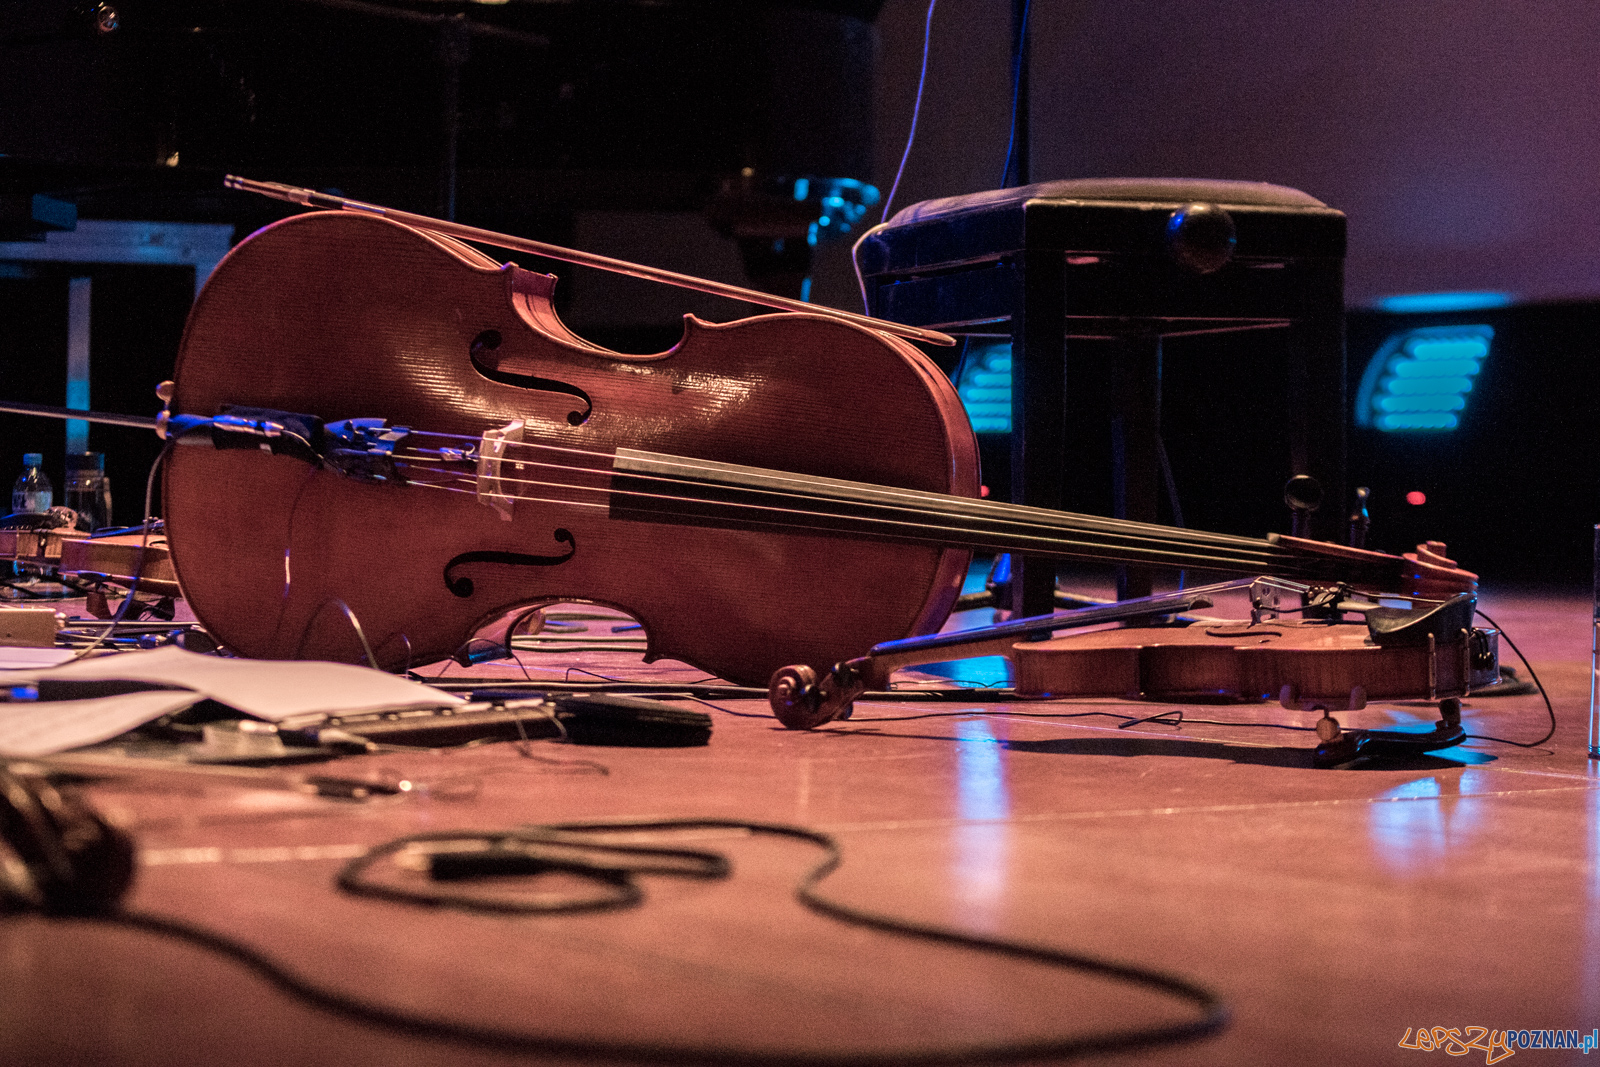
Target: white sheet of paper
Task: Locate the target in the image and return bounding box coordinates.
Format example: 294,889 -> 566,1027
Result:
0,647 -> 82,669
0,646 -> 467,755
0,691 -> 204,758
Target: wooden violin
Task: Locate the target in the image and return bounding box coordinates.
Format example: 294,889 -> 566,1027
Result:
0,515 -> 173,594
766,583 -> 1499,729
58,531 -> 179,600
1009,619 -> 1497,707
160,206 -> 1476,686
0,523 -> 85,570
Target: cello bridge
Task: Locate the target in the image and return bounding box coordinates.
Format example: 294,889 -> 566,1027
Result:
476,420 -> 525,522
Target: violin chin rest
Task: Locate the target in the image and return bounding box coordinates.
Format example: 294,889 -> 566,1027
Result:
1365,592 -> 1477,648
1311,720 -> 1468,769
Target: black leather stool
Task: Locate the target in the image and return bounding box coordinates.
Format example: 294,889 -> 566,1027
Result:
857,178 -> 1347,615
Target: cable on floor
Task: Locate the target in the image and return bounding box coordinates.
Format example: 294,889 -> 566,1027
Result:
86,817 -> 1228,1064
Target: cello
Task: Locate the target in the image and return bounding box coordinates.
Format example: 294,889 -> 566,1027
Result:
158,192 -> 1475,687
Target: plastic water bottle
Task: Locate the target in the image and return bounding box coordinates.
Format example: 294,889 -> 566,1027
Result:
11,453 -> 52,515
64,452 -> 112,531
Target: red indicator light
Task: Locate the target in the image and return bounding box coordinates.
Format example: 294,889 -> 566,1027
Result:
1405,490 -> 1427,506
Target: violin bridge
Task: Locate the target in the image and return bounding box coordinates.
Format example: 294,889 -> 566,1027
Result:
476,419 -> 525,521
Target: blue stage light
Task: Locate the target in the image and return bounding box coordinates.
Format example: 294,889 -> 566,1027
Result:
955,342 -> 1013,433
1374,291 -> 1512,313
1355,325 -> 1494,432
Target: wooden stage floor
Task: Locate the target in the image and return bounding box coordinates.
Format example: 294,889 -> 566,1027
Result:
1,583 -> 1595,1066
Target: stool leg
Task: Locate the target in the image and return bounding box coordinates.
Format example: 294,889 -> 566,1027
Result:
1008,249 -> 1067,619
1111,336 -> 1161,601
1286,272 -> 1347,544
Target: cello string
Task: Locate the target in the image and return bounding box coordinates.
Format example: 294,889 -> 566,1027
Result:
381,456 -> 1457,602
391,452 -> 1291,562
385,440 -> 1327,575
353,427 -> 1444,586
393,431 -> 1293,557
410,430 -> 1280,559
601,449 -> 1279,550
399,482 -> 1296,575
393,466 -> 1306,574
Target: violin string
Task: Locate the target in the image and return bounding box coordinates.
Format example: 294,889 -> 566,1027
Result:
394,430 -> 1295,559
390,459 -> 1308,574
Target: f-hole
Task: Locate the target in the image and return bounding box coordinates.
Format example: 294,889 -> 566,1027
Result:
444,528 -> 578,598
469,329 -> 593,425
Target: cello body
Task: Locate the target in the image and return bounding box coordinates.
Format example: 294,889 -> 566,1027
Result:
164,212 -> 979,685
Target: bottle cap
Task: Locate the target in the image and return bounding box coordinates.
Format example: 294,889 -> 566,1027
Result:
65,452 -> 105,471
22,453 -> 42,467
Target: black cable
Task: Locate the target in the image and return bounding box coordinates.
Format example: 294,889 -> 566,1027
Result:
419,679 -> 1025,703
998,0 -> 1032,188
836,706 -> 1320,733
1117,709 -> 1184,730
880,0 -> 939,226
1464,608 -> 1556,748
1165,717 -> 1317,733
82,818 -> 1226,1064
412,680 -> 1367,736
294,598 -> 379,670
337,827 -> 728,913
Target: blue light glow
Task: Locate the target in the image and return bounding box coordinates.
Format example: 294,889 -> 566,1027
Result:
955,342 -> 1013,434
1375,291 -> 1512,313
1368,769 -> 1488,873
1391,358 -> 1481,378
1408,339 -> 1490,361
1383,377 -> 1474,395
1378,414 -> 1459,430
1375,395 -> 1465,413
1354,325 -> 1494,433
953,718 -> 1012,920
918,655 -> 1013,687
956,719 -> 1009,820
787,177 -> 878,237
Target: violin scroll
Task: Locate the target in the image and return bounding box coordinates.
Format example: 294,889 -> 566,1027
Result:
769,664 -> 867,730
1268,535 -> 1478,599
1402,541 -> 1479,600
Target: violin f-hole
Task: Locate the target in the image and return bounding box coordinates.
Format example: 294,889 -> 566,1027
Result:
469,330 -> 594,426
443,528 -> 577,598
